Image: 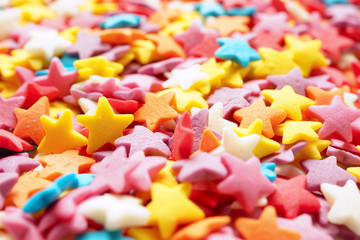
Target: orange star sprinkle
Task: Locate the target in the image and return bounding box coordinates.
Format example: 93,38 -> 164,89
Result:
170,216 -> 231,240
38,150 -> 96,181
0,44 -> 9,54
13,96 -> 50,145
148,8 -> 183,28
134,91 -> 178,131
4,171 -> 52,208
233,98 -> 287,138
206,16 -> 250,36
147,34 -> 186,59
306,85 -> 350,105
199,128 -> 221,153
235,206 -> 301,240
100,28 -> 147,45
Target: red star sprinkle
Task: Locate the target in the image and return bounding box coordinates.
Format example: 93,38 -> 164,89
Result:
267,175 -> 321,219
171,111 -> 193,161
0,129 -> 33,152
309,27 -> 354,60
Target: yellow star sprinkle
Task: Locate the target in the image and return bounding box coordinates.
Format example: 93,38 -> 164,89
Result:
59,26 -> 81,43
0,54 -> 16,80
0,82 -> 19,98
37,110 -> 88,154
11,0 -> 44,6
284,35 -> 328,77
232,119 -> 281,159
19,3 -> 55,23
49,100 -> 81,118
136,161 -> 178,202
146,182 -> 205,239
10,49 -> 43,71
294,139 -> 331,162
160,20 -> 189,36
218,61 -> 247,88
0,50 -> 43,82
130,40 -> 160,65
76,97 -> 134,154
117,52 -> 135,66
191,58 -> 226,95
152,161 -> 178,187
160,11 -> 201,36
177,11 -> 202,24
347,167 -> 360,182
275,120 -> 323,144
73,56 -> 124,81
127,227 -> 162,240
80,0 -> 118,14
262,85 -> 314,121
252,47 -> 298,78
159,87 -> 208,114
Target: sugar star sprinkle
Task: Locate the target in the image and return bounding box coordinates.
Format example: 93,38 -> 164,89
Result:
38,110 -> 88,154
321,180 -> 360,235
77,97 -> 134,154
216,38 -> 261,67
79,194 -> 150,230
24,30 -> 72,61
